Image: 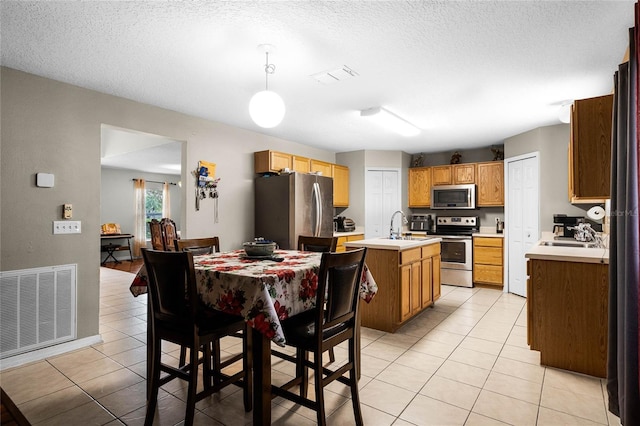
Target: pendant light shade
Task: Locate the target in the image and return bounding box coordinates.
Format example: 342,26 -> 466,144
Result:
250,45 -> 285,128
249,90 -> 285,128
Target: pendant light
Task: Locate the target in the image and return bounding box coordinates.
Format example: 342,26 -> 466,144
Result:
249,45 -> 285,128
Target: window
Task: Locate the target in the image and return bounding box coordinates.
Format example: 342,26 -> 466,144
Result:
145,184 -> 163,239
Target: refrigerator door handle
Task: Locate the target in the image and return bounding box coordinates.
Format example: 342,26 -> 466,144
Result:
313,182 -> 322,236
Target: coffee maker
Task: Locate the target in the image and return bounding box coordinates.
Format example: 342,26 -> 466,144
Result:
553,214 -> 585,239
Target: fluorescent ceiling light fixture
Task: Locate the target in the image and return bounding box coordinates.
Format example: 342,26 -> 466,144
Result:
361,107 -> 420,137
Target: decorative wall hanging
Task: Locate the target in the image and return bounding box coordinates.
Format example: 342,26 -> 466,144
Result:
192,160 -> 220,222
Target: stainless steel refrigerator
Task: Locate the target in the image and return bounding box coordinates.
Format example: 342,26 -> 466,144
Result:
254,173 -> 333,249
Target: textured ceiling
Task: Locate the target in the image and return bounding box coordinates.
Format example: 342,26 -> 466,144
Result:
1,1 -> 635,167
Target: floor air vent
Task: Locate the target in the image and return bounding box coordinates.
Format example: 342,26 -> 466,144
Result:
0,264 -> 76,359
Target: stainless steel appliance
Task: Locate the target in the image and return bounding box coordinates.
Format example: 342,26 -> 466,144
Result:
255,173 -> 333,249
410,214 -> 434,232
552,214 -> 585,239
334,216 -> 356,232
431,184 -> 477,210
430,216 -> 479,287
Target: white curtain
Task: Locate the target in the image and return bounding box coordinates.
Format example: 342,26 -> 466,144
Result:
133,179 -> 146,257
162,182 -> 171,218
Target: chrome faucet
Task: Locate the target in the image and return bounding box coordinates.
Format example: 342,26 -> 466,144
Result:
389,210 -> 408,239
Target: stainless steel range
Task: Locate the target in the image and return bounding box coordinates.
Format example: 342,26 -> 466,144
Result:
430,216 -> 479,287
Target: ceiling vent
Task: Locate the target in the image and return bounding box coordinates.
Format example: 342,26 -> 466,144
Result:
311,65 -> 359,85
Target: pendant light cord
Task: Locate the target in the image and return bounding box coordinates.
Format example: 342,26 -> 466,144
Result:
264,52 -> 275,91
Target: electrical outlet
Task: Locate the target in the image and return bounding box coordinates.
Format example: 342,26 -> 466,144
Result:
53,220 -> 81,234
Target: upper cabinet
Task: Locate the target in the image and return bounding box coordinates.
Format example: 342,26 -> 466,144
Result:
431,164 -> 476,185
408,167 -> 432,207
310,159 -> 333,178
255,150 -> 350,207
477,161 -> 504,207
569,94 -> 613,203
254,150 -> 292,174
332,164 -> 350,207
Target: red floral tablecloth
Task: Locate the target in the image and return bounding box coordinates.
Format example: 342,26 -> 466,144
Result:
130,249 -> 377,346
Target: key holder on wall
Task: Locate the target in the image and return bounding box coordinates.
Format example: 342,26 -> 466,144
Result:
192,160 -> 220,222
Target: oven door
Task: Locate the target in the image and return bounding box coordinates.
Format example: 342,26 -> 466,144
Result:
440,236 -> 472,270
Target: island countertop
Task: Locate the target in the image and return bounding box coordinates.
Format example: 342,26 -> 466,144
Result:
343,236 -> 442,251
525,239 -> 609,264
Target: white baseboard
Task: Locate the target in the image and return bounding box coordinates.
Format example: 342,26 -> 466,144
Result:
0,335 -> 103,371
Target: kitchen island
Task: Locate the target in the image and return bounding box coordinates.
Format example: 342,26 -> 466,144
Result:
525,237 -> 609,377
344,237 -> 442,332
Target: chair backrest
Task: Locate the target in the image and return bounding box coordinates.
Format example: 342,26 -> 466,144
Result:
297,235 -> 338,253
141,248 -> 197,324
160,218 -> 179,251
149,219 -> 165,250
315,248 -> 367,337
175,237 -> 220,256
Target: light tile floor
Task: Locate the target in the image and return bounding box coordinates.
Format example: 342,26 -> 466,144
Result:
0,267 -> 623,425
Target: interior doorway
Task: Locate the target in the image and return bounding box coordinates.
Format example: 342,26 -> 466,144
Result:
505,152 -> 540,297
364,168 -> 401,238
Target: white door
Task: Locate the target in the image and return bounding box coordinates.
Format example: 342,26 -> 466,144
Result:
506,154 -> 539,297
365,169 -> 400,238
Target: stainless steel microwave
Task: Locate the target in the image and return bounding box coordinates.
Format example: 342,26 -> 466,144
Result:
431,184 -> 477,209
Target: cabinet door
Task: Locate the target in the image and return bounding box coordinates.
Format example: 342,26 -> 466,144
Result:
570,94 -> 613,202
453,164 -> 476,184
408,167 -> 431,207
310,160 -> 333,177
411,262 -> 421,315
421,257 -> 433,308
400,264 -> 412,321
432,255 -> 441,301
333,164 -> 350,207
254,150 -> 293,174
292,156 -> 310,173
432,165 -> 452,185
477,162 -> 504,206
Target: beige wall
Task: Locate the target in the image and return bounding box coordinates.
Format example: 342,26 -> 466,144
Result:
504,124 -> 594,232
0,67 -> 336,340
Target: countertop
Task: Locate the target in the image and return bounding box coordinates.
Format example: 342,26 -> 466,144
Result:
472,232 -> 504,238
343,236 -> 442,251
333,231 -> 364,238
525,238 -> 609,264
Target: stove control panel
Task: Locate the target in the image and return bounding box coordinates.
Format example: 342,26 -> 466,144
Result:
436,216 -> 478,227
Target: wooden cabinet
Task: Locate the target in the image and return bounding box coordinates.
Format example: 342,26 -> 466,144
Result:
292,155 -> 310,173
360,242 -> 441,332
569,94 -> 613,203
527,258 -> 609,377
332,164 -> 350,207
431,165 -> 453,185
473,236 -> 503,286
453,164 -> 476,184
336,234 -> 363,252
254,150 -> 292,174
477,161 -> 504,206
310,159 -> 333,177
408,167 -> 431,207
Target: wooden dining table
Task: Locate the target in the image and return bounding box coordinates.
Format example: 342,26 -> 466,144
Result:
129,249 -> 377,425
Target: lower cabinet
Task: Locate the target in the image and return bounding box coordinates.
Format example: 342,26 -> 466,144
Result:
473,236 -> 504,287
361,243 -> 441,332
336,234 -> 364,252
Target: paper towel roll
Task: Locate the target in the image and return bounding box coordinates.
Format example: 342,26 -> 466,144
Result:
587,206 -> 605,221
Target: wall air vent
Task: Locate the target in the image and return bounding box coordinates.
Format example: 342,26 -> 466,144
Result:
311,65 -> 359,85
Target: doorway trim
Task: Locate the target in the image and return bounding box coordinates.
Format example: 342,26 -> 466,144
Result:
504,151 -> 540,295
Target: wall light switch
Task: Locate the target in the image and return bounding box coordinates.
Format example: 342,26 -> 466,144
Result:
53,221 -> 81,234
63,204 -> 72,219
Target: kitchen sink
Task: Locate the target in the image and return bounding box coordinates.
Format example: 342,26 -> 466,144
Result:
539,241 -> 598,248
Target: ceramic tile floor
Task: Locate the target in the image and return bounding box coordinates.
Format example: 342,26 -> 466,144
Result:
0,267 -> 623,425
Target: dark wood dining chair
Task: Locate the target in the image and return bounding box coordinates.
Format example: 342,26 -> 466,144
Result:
160,218 -> 179,251
271,248 -> 367,426
141,249 -> 252,426
148,219 -> 165,250
175,237 -> 220,255
296,234 -> 339,362
297,235 -> 337,252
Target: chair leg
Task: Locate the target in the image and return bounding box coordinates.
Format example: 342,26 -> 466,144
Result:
212,339 -> 222,386
203,343 -> 212,391
296,348 -> 309,398
184,341 -> 199,426
314,350 -> 326,426
144,336 -> 161,426
349,338 -> 364,425
328,348 -> 336,363
242,328 -> 253,412
179,346 -> 187,368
